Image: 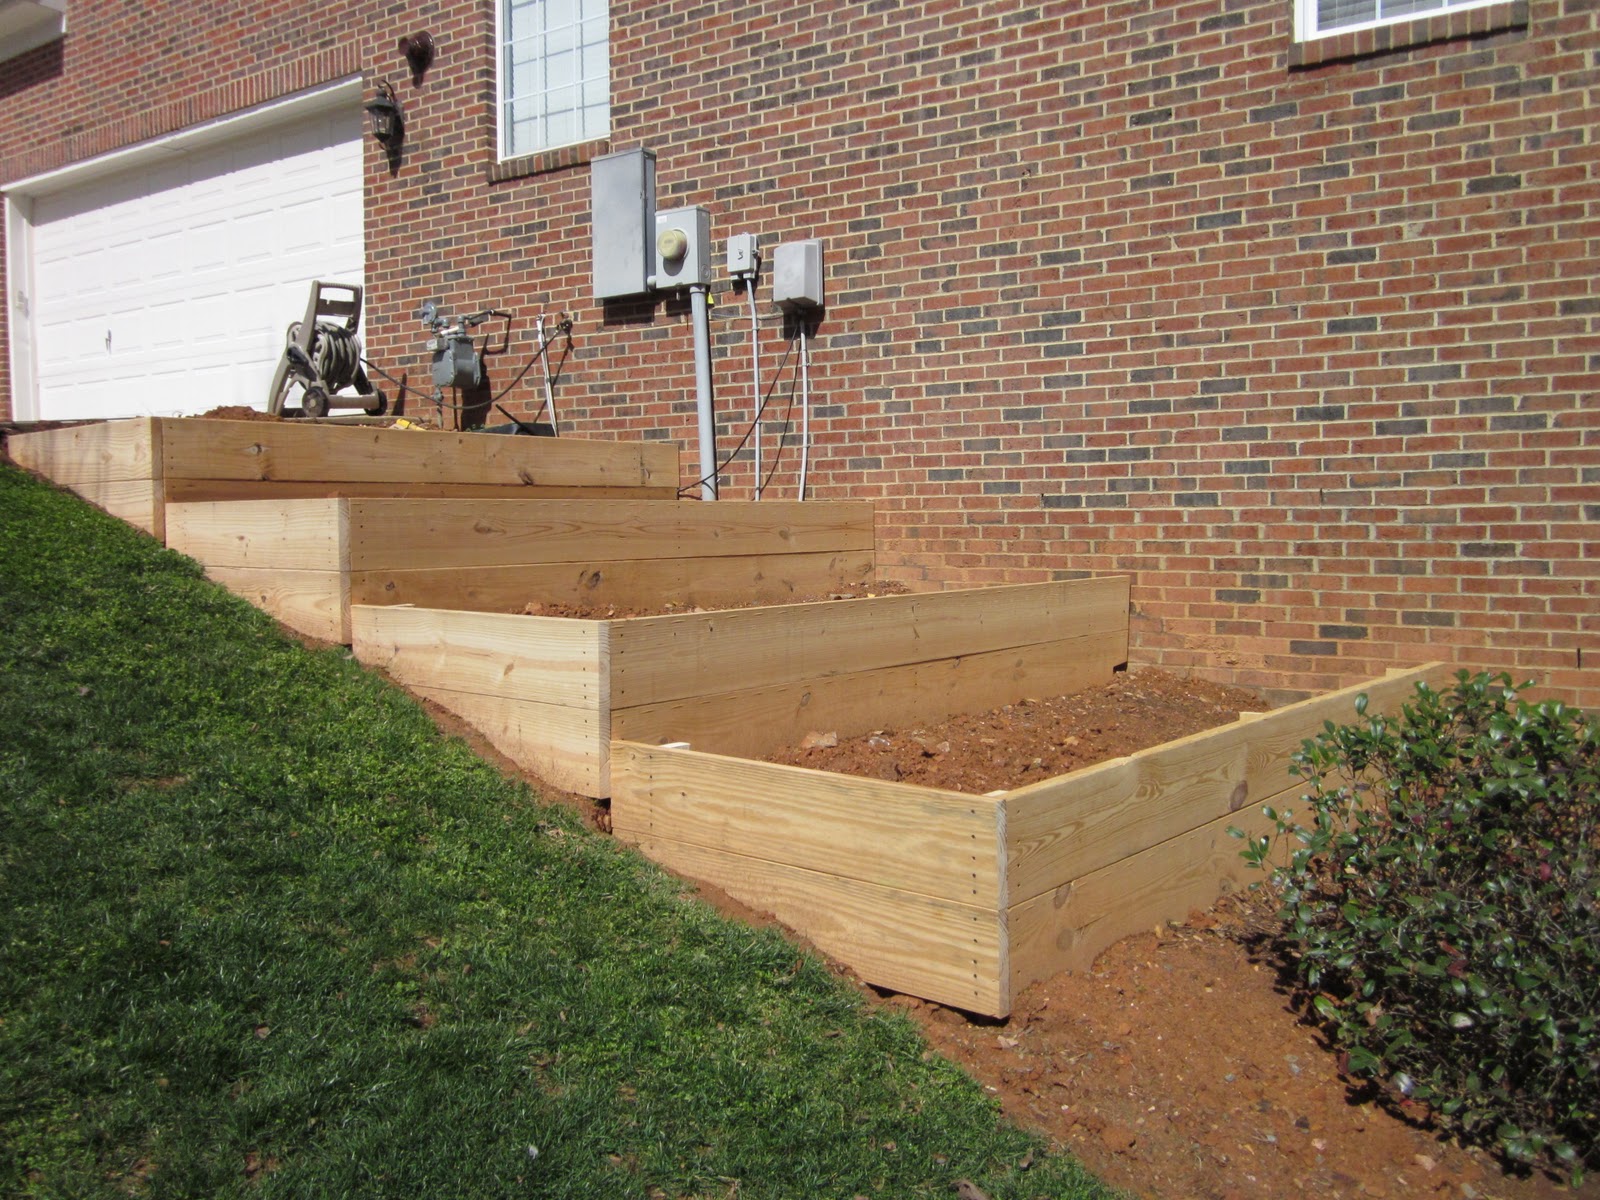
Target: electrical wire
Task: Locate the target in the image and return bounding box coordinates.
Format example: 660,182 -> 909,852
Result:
358,325 -> 570,422
676,337 -> 797,498
358,355 -> 422,406
358,357 -> 477,413
758,382 -> 799,496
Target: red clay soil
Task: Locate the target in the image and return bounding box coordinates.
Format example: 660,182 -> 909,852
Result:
521,581 -> 912,620
892,894 -> 1594,1200
195,405 -> 284,422
766,667 -> 1267,794
406,662 -> 1593,1200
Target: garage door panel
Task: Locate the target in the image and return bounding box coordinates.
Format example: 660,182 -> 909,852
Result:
29,103 -> 363,419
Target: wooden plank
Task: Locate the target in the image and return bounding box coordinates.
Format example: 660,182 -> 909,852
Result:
6,418 -> 158,484
199,566 -> 347,644
49,478 -> 164,537
348,550 -> 878,613
1004,786 -> 1290,1002
611,634 -> 1125,763
621,833 -> 1007,1016
350,605 -> 606,709
164,499 -> 347,572
609,742 -> 1002,905
158,419 -> 678,489
608,576 -> 1131,709
1003,664 -> 1447,904
403,685 -> 607,797
342,499 -> 876,571
163,479 -> 676,502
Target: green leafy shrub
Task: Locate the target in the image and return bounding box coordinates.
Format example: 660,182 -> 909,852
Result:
1237,670 -> 1599,1179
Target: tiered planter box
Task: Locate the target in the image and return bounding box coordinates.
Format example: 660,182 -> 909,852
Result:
353,576 -> 1132,798
163,496 -> 877,645
12,421 -> 1450,1018
610,664 -> 1446,1017
6,417 -> 677,541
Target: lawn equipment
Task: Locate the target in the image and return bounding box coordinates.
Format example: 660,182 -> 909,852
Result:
266,281 -> 387,418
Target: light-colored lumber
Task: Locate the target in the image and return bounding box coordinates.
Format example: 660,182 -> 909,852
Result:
6,418 -> 159,484
607,576 -> 1131,709
402,685 -> 607,796
351,606 -> 605,709
199,566 -> 347,644
610,742 -> 1002,905
1004,787 -> 1288,1001
164,499 -> 347,572
348,549 -> 878,613
622,832 -> 1007,1016
342,499 -> 875,571
163,479 -> 676,503
51,478 -> 165,537
1003,663 -> 1445,904
158,419 -> 677,489
611,633 -> 1125,761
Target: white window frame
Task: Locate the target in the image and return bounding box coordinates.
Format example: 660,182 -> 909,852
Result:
1295,0 -> 1502,42
496,0 -> 610,162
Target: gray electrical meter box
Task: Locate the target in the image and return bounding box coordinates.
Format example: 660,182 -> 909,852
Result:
591,148 -> 657,300
653,206 -> 712,289
773,239 -> 824,311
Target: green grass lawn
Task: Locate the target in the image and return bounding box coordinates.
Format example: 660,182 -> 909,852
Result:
0,461 -> 1115,1199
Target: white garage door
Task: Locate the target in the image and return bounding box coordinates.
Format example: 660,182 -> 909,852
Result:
18,97 -> 362,420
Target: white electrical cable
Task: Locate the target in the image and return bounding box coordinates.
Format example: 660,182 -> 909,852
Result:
747,281 -> 763,500
534,314 -> 559,437
798,322 -> 811,501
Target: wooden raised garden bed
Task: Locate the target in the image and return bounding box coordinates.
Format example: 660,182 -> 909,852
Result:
610,663 -> 1447,1018
353,575 -> 1132,799
6,417 -> 677,541
163,496 -> 877,645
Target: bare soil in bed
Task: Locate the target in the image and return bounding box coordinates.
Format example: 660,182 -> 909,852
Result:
521,581 -> 911,620
767,667 -> 1266,794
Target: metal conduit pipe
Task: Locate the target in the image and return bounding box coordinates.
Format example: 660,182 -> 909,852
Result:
690,283 -> 717,500
748,282 -> 764,500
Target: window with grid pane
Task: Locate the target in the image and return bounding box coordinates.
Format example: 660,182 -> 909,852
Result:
1298,0 -> 1499,39
499,0 -> 609,159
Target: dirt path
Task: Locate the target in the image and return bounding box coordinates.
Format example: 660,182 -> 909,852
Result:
892,893 -> 1591,1200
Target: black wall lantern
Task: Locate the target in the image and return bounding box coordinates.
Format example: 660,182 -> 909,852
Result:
365,79 -> 404,149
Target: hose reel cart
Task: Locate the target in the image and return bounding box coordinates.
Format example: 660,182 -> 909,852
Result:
266,281 -> 388,418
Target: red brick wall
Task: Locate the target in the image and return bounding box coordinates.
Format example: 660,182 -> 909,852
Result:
3,0 -> 1597,708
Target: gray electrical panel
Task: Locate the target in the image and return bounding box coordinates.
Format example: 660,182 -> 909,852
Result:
591,149 -> 657,300
653,206 -> 712,289
773,239 -> 824,311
